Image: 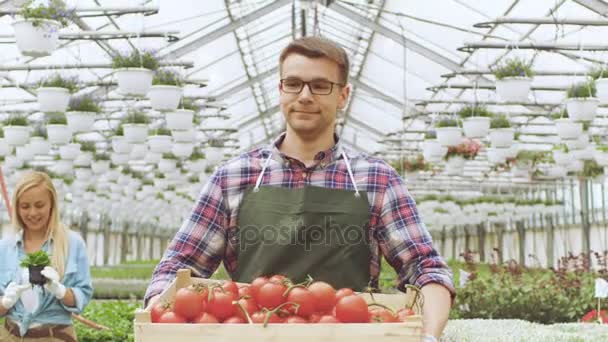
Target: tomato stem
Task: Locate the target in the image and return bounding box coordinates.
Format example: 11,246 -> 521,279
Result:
367,302 -> 395,314
263,302 -> 300,327
233,300 -> 254,324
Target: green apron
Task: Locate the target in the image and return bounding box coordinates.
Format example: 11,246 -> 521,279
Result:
233,149 -> 372,290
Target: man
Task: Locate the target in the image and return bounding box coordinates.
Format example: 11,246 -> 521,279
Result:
145,36 -> 454,341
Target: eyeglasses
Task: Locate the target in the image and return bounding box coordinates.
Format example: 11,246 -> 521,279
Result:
280,78 -> 344,95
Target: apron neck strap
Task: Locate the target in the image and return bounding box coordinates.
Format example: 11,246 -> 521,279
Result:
254,151 -> 274,192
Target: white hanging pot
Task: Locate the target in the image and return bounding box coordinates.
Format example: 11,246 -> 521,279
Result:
462,117 -> 490,138
205,147 -> 224,164
564,134 -> 589,151
111,136 -> 132,154
147,135 -> 172,153
73,152 -> 93,167
37,87 -> 70,112
172,142 -> 194,159
171,129 -> 196,143
554,119 -> 582,140
15,145 -> 34,161
166,109 -> 194,131
111,152 -> 130,165
595,150 -> 608,167
495,77 -> 532,102
444,156 -> 465,176
553,150 -> 572,165
0,139 -> 11,157
91,160 -> 110,174
53,159 -> 73,176
12,19 -> 61,57
486,147 -> 509,164
565,98 -> 599,122
435,127 -> 462,147
571,146 -> 595,160
75,167 -> 93,181
46,124 -> 72,145
4,155 -> 24,169
3,126 -> 30,146
29,137 -> 50,155
114,68 -> 154,96
145,151 -> 162,164
422,139 -> 447,163
148,85 -> 183,111
596,79 -> 608,104
66,111 -> 96,133
488,128 -> 515,148
105,169 -> 120,182
188,159 -> 207,173
129,143 -> 147,160
58,143 -> 81,160
158,158 -> 177,173
122,124 -> 148,143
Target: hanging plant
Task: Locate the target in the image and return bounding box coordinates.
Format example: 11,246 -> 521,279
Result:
31,126 -> 48,139
566,81 -> 597,99
458,106 -> 493,119
47,113 -> 67,125
112,50 -> 159,96
189,149 -> 206,161
68,95 -> 101,113
459,106 -> 492,138
493,58 -> 534,102
19,0 -> 70,27
114,125 -> 124,137
14,0 -> 71,57
112,50 -> 159,70
123,110 -> 150,125
66,95 -> 101,133
5,116 -> 29,126
490,115 -> 511,129
152,69 -> 183,87
435,118 -> 459,128
591,66 -> 608,104
149,69 -> 184,111
565,81 -> 598,122
580,159 -> 604,179
38,73 -> 78,92
161,152 -> 178,160
424,130 -> 437,140
493,58 -> 534,80
445,138 -> 481,161
391,154 -> 431,174
150,127 -> 172,136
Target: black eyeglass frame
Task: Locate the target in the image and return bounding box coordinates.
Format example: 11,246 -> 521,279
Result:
279,78 -> 345,95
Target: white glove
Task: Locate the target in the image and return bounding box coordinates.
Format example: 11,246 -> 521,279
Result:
41,266 -> 66,300
423,335 -> 438,342
1,282 -> 31,310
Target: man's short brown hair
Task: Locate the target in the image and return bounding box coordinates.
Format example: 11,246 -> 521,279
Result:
279,36 -> 350,84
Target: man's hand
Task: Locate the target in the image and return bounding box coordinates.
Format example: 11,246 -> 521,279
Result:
41,266 -> 67,300
1,282 -> 31,310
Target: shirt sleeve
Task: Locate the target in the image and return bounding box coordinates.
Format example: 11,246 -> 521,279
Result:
376,172 -> 456,298
144,169 -> 228,307
61,235 -> 94,314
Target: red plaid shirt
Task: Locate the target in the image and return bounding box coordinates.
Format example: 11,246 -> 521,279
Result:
145,133 -> 455,305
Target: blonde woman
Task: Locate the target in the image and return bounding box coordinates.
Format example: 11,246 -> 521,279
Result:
0,171 -> 93,341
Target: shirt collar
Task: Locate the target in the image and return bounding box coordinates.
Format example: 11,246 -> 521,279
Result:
15,229 -> 53,247
267,132 -> 344,165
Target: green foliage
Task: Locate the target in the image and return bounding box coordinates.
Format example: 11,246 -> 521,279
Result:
19,250 -> 51,268
516,150 -> 553,165
39,74 -> 78,93
20,0 -> 71,27
31,126 -> 47,138
589,66 -> 608,80
47,113 -> 67,125
79,140 -> 96,152
122,111 -> 149,124
178,98 -> 199,111
188,175 -> 199,183
94,153 -> 110,161
596,145 -> 608,153
112,50 -> 159,70
391,154 -> 431,173
4,116 -> 28,126
490,115 -> 511,129
581,159 -> 604,178
161,152 -> 178,160
114,125 -> 124,136
69,95 -> 101,113
74,301 -> 138,342
493,57 -> 534,80
152,69 -> 183,86
458,106 -> 493,119
189,149 -> 205,160
435,118 -> 459,128
567,81 -> 597,98
551,109 -> 568,120
0,127 -> 3,138
150,127 -> 171,136
424,130 -> 437,140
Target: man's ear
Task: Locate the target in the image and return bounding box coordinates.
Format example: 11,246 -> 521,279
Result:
338,83 -> 351,110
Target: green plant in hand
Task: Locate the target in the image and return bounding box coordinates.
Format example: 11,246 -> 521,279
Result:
20,250 -> 51,268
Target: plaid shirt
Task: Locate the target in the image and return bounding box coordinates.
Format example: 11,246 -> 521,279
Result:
145,133 -> 455,305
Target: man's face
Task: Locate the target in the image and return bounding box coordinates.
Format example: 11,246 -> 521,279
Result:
279,54 -> 350,138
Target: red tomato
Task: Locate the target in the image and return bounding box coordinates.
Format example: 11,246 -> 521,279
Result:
250,276 -> 269,298
369,307 -> 399,323
396,307 -> 416,321
193,312 -> 219,324
207,291 -> 235,321
335,295 -> 370,323
317,315 -> 341,323
285,287 -> 316,317
251,310 -> 284,324
223,316 -> 246,324
158,311 -> 187,323
238,285 -> 252,298
269,274 -> 288,284
173,287 -> 207,320
222,281 -> 239,297
256,282 -> 287,309
150,301 -> 172,323
307,281 -> 336,314
234,297 -> 258,322
335,288 -> 354,302
308,313 -> 322,323
285,316 -> 308,323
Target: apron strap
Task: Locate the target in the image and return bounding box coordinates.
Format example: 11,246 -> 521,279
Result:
253,151 -> 274,192
340,149 -> 360,197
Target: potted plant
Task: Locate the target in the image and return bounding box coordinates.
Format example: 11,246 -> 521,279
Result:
29,127 -> 50,156
46,113 -> 71,145
66,95 -> 101,133
552,144 -> 572,166
129,140 -> 147,160
13,0 -> 70,57
172,141 -> 194,159
205,139 -> 226,164
443,138 -> 480,176
458,106 -> 492,138
392,154 -> 430,181
589,66 -> 608,104
121,110 -> 150,143
565,80 -> 598,122
488,114 -> 514,148
493,57 -> 534,102
580,159 -> 604,181
147,127 -> 172,154
166,98 -> 196,131
159,152 -> 178,173
112,50 -> 159,96
36,73 -> 78,112
20,250 -> 51,286
595,145 -> 608,167
552,110 -> 583,141
187,149 -> 207,173
110,125 -> 132,154
422,130 -> 447,163
434,118 -> 462,147
3,116 -> 30,146
148,69 -> 184,111
91,153 -> 111,174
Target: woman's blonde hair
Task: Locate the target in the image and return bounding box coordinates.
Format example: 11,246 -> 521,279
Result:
11,171 -> 69,279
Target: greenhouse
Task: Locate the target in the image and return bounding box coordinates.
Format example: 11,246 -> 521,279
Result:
1,0 -> 608,341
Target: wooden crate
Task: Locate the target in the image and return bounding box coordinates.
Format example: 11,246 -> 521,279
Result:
134,269 -> 423,342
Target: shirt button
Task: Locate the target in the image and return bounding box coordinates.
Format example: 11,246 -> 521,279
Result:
302,172 -> 308,178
